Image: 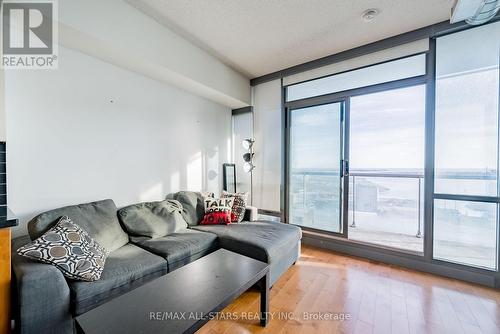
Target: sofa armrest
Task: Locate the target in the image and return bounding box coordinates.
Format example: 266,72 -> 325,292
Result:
243,206 -> 259,222
11,236 -> 73,334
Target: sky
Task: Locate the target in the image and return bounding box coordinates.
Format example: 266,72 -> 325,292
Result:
290,85 -> 426,170
290,69 -> 499,173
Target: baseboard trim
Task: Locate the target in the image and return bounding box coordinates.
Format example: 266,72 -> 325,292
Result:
302,231 -> 498,288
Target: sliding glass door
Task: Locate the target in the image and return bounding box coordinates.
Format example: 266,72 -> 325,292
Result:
286,52 -> 427,242
288,101 -> 346,234
348,85 -> 426,252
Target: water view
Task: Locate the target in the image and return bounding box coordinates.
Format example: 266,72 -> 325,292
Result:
289,168 -> 497,269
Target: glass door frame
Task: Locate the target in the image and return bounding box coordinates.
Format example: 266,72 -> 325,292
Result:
280,21 -> 500,286
285,97 -> 350,238
284,74 -> 428,243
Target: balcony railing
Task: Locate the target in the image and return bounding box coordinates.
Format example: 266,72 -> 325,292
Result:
290,169 -> 498,255
289,170 -> 424,241
350,172 -> 424,238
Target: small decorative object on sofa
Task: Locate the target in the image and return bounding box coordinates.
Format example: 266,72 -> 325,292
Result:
17,216 -> 109,281
201,197 -> 234,225
221,190 -> 248,223
200,191 -> 215,199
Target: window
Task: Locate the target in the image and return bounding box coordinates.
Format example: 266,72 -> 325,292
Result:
433,21 -> 500,269
434,37 -> 499,196
286,54 -> 426,102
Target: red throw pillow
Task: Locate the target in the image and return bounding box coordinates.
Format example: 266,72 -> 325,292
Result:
200,198 -> 234,225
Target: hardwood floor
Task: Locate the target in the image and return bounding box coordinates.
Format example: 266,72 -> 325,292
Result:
197,244 -> 500,334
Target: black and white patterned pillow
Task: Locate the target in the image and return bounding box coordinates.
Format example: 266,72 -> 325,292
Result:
221,191 -> 248,223
17,216 -> 109,281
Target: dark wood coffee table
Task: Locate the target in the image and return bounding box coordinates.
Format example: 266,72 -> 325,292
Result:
76,249 -> 270,334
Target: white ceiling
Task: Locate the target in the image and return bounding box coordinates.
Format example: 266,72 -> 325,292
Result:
127,0 -> 455,78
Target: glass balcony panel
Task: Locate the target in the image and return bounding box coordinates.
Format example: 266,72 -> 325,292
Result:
433,199 -> 497,270
348,174 -> 424,253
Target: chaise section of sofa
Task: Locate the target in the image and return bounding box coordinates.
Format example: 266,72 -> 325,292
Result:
191,221 -> 302,285
167,191 -> 302,286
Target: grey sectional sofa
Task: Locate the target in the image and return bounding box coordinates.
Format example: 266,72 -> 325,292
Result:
11,192 -> 302,334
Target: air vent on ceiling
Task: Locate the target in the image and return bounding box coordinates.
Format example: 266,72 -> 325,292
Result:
451,0 -> 500,25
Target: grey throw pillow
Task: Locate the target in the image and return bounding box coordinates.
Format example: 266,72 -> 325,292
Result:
27,199 -> 129,252
118,199 -> 187,238
17,216 -> 109,282
166,191 -> 207,226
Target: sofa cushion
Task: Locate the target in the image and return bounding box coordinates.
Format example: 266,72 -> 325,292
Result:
166,191 -> 206,226
132,229 -> 218,271
191,221 -> 302,264
118,199 -> 187,239
18,216 -> 109,282
69,243 -> 168,315
28,199 -> 129,252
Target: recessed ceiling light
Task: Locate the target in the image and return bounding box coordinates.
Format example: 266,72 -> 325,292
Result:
362,8 -> 380,22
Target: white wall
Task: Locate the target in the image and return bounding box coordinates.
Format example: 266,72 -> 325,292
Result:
57,0 -> 251,109
252,80 -> 282,212
6,46 -> 231,237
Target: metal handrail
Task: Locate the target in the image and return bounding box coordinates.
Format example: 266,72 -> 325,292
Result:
292,169 -> 496,179
349,171 -> 423,179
